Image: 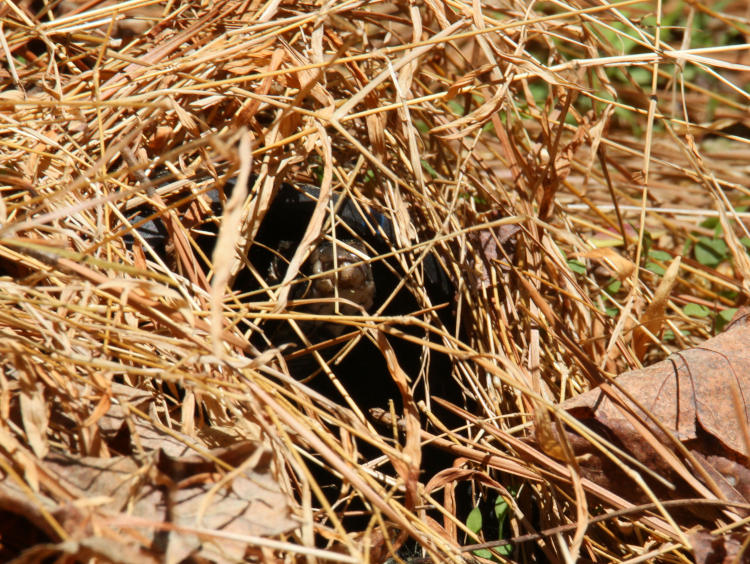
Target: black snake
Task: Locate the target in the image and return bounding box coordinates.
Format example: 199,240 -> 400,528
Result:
127,177 -> 431,339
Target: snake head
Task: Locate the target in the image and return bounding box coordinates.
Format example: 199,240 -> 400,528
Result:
303,239 -> 375,332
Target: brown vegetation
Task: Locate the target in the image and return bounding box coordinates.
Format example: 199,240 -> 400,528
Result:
1,0 -> 750,561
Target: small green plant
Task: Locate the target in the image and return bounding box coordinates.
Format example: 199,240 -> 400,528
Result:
567,258 -> 586,275
716,308 -> 738,332
693,236 -> 729,268
421,159 -> 438,178
645,248 -> 671,276
466,494 -> 513,560
683,303 -> 711,318
606,278 -> 622,294
683,215 -> 733,269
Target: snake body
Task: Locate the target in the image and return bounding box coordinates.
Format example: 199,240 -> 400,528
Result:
126,173 -> 458,431
127,177 -> 392,338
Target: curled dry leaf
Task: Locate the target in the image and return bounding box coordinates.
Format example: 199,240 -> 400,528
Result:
632,256 -> 681,360
19,374 -> 49,460
575,247 -> 636,282
467,215 -> 521,290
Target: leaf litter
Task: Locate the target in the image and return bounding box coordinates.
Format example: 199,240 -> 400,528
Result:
2,0 -> 750,562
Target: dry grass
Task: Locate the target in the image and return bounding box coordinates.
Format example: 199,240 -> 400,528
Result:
1,0 -> 750,561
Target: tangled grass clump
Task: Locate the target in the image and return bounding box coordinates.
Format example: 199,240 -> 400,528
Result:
1,0 -> 750,561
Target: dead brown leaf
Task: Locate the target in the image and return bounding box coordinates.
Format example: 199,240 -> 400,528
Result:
690,530 -> 750,564
536,307 -> 750,516
0,442 -> 295,563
